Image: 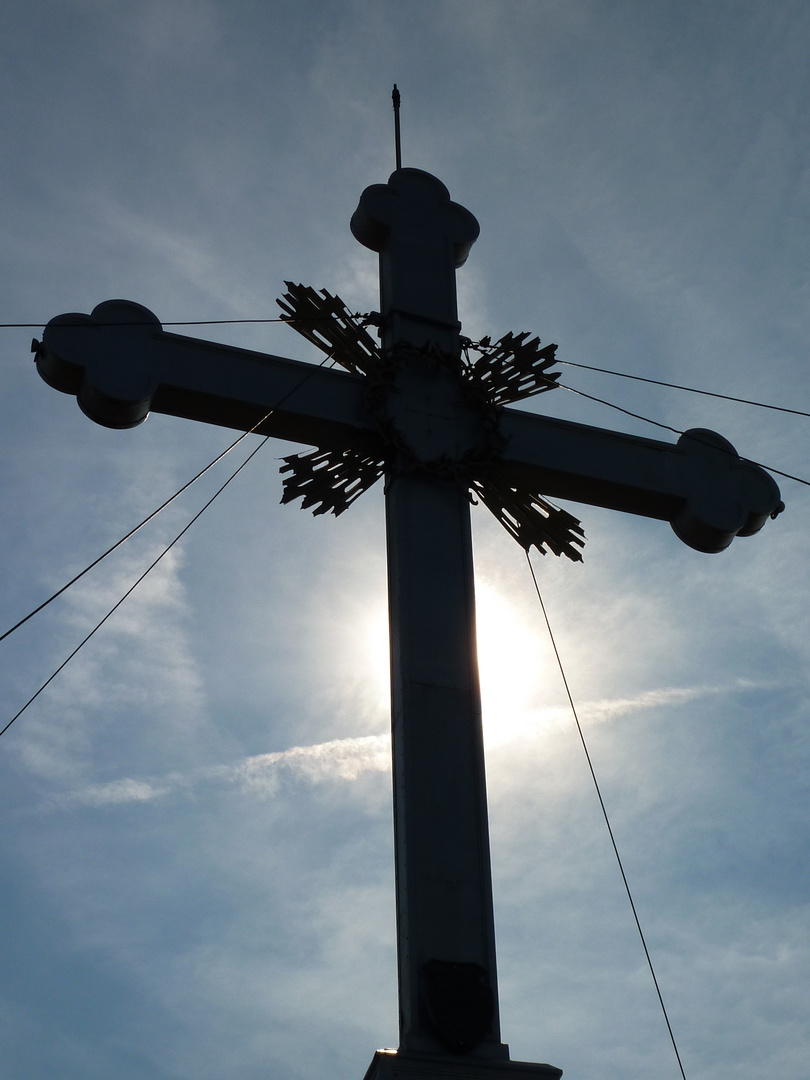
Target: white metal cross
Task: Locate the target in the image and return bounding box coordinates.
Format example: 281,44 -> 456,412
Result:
34,167 -> 782,1080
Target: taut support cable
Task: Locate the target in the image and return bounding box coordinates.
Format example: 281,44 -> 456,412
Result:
526,551 -> 688,1080
0,351 -> 342,729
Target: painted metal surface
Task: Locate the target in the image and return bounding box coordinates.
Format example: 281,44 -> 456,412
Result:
352,169 -> 504,1058
34,167 -> 783,1072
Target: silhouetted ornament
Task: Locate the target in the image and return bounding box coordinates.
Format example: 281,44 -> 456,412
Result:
279,443 -> 385,516
421,959 -> 495,1055
276,285 -> 586,558
461,331 -> 560,405
364,341 -> 504,475
471,469 -> 585,562
278,282 -> 380,376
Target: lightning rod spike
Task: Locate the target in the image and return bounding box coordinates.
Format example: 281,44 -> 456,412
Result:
392,84 -> 402,171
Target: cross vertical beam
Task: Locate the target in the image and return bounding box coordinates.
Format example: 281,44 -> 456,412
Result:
352,170 -> 506,1057
386,472 -> 502,1055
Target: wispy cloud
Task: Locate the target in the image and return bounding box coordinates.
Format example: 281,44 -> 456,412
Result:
229,734 -> 391,796
56,681 -> 769,808
12,536 -> 208,788
486,676 -> 777,747
69,777 -> 174,807
60,734 -> 391,808
570,680 -> 761,725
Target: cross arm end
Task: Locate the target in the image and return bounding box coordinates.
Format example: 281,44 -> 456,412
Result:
497,410 -> 783,554
34,299 -> 380,449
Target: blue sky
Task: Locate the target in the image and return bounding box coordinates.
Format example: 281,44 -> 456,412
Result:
1,2 -> 808,1079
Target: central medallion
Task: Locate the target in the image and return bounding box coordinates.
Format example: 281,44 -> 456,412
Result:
371,346 -> 501,476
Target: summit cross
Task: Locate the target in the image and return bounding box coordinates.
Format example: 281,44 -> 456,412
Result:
34,167 -> 782,1080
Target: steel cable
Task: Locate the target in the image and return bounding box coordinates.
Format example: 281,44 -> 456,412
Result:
526,551 -> 688,1080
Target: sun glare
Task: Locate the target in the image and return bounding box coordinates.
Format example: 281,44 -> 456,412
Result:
365,606 -> 391,710
362,585 -> 552,749
475,583 -> 551,748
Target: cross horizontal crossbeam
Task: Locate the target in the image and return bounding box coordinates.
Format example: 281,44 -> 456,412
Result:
35,300 -> 781,554
35,300 -> 374,448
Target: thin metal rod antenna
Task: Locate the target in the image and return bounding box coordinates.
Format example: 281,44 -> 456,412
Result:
392,84 -> 402,170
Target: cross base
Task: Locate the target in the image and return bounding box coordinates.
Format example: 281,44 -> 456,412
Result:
363,1050 -> 562,1080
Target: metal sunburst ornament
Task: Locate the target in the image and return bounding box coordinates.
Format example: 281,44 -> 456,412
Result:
277,282 -> 586,561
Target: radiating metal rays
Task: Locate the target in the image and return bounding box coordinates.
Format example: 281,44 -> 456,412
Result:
277,284 -> 581,557
280,445 -> 586,560
471,471 -> 585,562
280,444 -> 385,517
461,332 -> 560,404
277,282 -> 380,377
277,286 -> 561,406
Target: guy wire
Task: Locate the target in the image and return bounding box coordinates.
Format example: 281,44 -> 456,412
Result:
0,435 -> 269,740
0,349 -> 342,737
559,383 -> 809,488
1,426 -> 262,644
525,550 -> 688,1080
